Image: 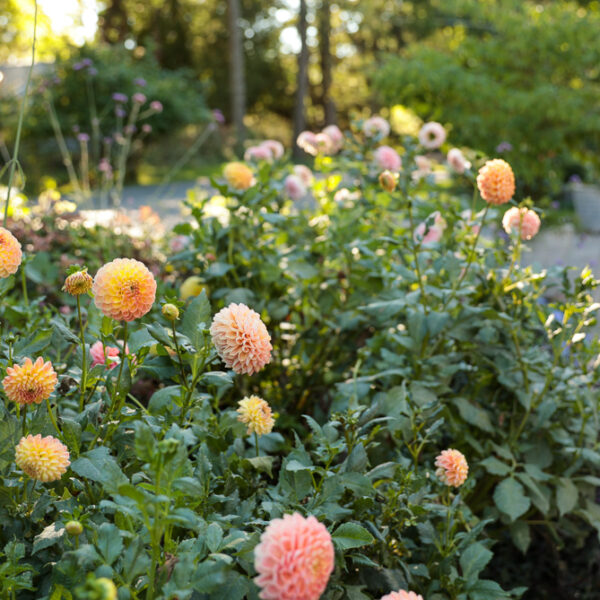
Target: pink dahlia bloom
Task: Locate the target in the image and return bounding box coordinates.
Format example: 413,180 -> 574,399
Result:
254,513 -> 334,600
374,146 -> 402,171
363,116 -> 390,139
380,591 -> 424,600
244,145 -> 273,162
435,448 -> 469,487
261,140 -> 285,159
418,121 -> 447,150
293,164 -> 313,186
284,174 -> 307,200
90,341 -> 131,370
502,207 -> 541,240
210,303 -> 272,375
447,148 -> 471,174
322,125 -> 344,153
297,131 -> 319,156
414,211 -> 446,245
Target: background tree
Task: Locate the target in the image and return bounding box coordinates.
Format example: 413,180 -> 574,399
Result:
292,0 -> 309,157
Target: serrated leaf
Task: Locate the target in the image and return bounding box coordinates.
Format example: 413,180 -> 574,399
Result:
556,478 -> 578,516
459,542 -> 493,581
332,522 -> 374,550
96,523 -> 123,565
32,523 -> 65,555
494,478 -> 530,522
181,290 -> 210,352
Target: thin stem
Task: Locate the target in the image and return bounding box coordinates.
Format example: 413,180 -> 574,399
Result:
407,198 -> 428,311
21,405 -> 27,436
110,321 -> 129,418
3,0 -> 38,226
171,321 -> 188,390
46,396 -> 61,438
20,267 -> 28,307
254,431 -> 260,458
77,295 -> 87,411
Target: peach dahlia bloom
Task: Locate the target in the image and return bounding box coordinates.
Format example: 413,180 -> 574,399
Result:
15,434 -> 70,482
3,357 -> 57,406
435,448 -> 469,487
374,146 -> 402,172
418,121 -> 446,150
477,159 -> 515,205
210,303 -> 272,375
93,258 -> 156,321
254,513 -> 334,600
224,162 -> 254,190
381,591 -> 424,600
237,395 -> 275,435
502,207 -> 541,240
0,227 -> 22,278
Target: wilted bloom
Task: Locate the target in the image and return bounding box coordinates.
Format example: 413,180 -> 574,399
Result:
93,258 -> 157,321
224,162 -> 254,190
363,116 -> 390,138
112,93 -> 128,104
297,131 -> 319,156
379,170 -> 397,192
435,448 -> 468,487
3,357 -> 57,406
418,122 -> 447,149
134,77 -> 147,87
15,434 -> 70,482
447,148 -> 471,174
132,93 -> 146,104
322,124 -> 343,153
0,228 -> 22,278
380,591 -> 423,600
210,303 -> 272,375
293,164 -> 313,186
502,207 -> 541,240
374,146 -> 402,171
284,174 -> 307,200
63,269 -> 93,295
414,211 -> 446,245
89,341 -> 131,370
477,159 -> 515,205
162,303 -> 180,321
237,395 -> 275,435
150,100 -> 163,113
244,145 -> 273,162
260,140 -> 285,159
255,513 -> 334,600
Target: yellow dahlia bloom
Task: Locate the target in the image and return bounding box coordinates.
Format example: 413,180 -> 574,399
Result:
435,448 -> 469,487
237,395 -> 275,435
3,357 -> 57,406
93,258 -> 156,321
63,269 -> 93,295
476,159 -> 515,205
224,162 -> 254,190
15,434 -> 70,482
0,227 -> 22,278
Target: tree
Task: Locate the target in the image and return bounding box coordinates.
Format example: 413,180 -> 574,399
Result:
293,0 -> 309,157
318,0 -> 336,125
227,0 -> 246,153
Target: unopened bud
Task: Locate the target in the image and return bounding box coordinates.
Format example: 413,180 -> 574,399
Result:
162,303 -> 180,321
379,170 -> 397,192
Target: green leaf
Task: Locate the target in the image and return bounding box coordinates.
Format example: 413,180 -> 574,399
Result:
460,542 -> 493,581
556,478 -> 578,516
50,317 -> 80,345
480,456 -> 512,476
96,523 -> 123,565
332,522 -> 375,550
206,522 -> 224,553
70,447 -> 127,492
181,290 -> 210,352
32,523 -> 65,555
453,397 -> 493,433
510,520 -> 531,554
493,478 -> 530,522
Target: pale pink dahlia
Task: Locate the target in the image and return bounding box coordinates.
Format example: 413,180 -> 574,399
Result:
435,448 -> 469,487
363,116 -> 390,138
284,174 -> 307,200
261,140 -> 285,159
322,125 -> 344,153
210,303 -> 272,375
380,591 -> 423,600
502,207 -> 541,240
418,121 -> 447,150
293,164 -> 313,186
447,148 -> 471,174
89,341 -> 131,370
254,513 -> 334,600
414,211 -> 446,245
244,145 -> 273,162
297,131 -> 319,156
374,146 -> 402,171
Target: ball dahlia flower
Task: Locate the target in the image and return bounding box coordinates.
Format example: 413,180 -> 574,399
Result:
210,303 -> 272,375
293,164 -> 313,186
477,159 -> 515,205
0,227 -> 22,278
363,115 -> 390,139
224,162 -> 254,190
15,434 -> 70,482
89,341 -> 131,370
3,357 -> 57,406
418,121 -> 447,150
502,207 -> 541,240
322,125 -> 344,153
92,258 -> 156,321
374,146 -> 402,172
237,395 -> 275,435
380,591 -> 423,600
254,513 -> 334,600
284,174 -> 307,200
435,448 -> 469,487
297,131 -> 319,156
244,145 -> 273,163
260,140 -> 285,159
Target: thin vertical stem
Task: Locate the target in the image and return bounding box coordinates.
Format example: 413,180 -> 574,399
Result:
21,267 -> 28,307
254,431 -> 260,458
77,296 -> 87,411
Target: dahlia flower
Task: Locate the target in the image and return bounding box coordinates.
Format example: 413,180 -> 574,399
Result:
63,269 -> 93,295
224,162 -> 254,190
418,122 -> 447,150
210,303 -> 272,375
244,145 -> 273,163
502,207 -> 541,240
363,116 -> 390,139
15,434 -> 70,482
254,513 -> 334,600
414,211 -> 446,245
3,357 -> 57,406
477,159 -> 515,205
293,164 -> 313,186
260,140 -> 285,159
0,227 -> 22,278
322,125 -> 344,153
297,131 -> 320,156
237,395 -> 275,435
447,148 -> 471,174
92,258 -> 156,321
435,448 -> 469,487
89,341 -> 130,370
381,591 -> 424,600
374,146 -> 402,171
284,174 -> 307,200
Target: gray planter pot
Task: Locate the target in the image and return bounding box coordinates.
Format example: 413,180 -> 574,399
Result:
569,183 -> 600,233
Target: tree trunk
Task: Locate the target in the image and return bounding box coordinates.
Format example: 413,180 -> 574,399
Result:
318,0 -> 336,125
227,0 -> 246,155
293,0 -> 309,159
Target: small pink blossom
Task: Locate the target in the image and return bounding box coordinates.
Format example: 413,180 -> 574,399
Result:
90,341 -> 131,370
297,131 -> 319,156
170,235 -> 190,252
260,140 -> 285,159
502,207 -> 541,240
447,148 -> 471,174
322,124 -> 344,153
374,145 -> 402,171
363,116 -> 390,138
293,164 -> 313,186
414,211 -> 446,245
284,174 -> 307,200
244,145 -> 273,162
380,591 -> 423,600
150,100 -> 163,113
418,121 -> 446,149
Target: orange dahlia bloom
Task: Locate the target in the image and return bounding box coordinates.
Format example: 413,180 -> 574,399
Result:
237,396 -> 275,435
15,434 -> 70,482
224,162 -> 254,190
3,357 -> 57,406
435,448 -> 469,487
93,258 -> 156,321
254,513 -> 334,600
210,303 -> 272,375
0,227 -> 22,278
476,159 -> 515,205
381,592 -> 424,600
63,269 -> 93,295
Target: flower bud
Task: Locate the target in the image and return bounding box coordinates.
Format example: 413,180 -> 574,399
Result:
162,303 -> 180,321
65,520 -> 83,536
379,170 -> 397,192
63,269 -> 93,295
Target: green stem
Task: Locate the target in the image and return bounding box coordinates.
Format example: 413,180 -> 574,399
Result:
171,321 -> 188,390
254,431 -> 260,458
407,198 -> 428,311
77,295 -> 87,411
21,405 -> 27,436
3,0 -> 38,226
46,396 -> 61,438
21,266 -> 28,307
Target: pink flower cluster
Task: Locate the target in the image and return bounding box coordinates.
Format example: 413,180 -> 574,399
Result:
297,125 -> 343,156
414,211 -> 446,245
90,341 -> 132,370
363,115 -> 390,139
374,146 -> 402,171
244,140 -> 285,163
